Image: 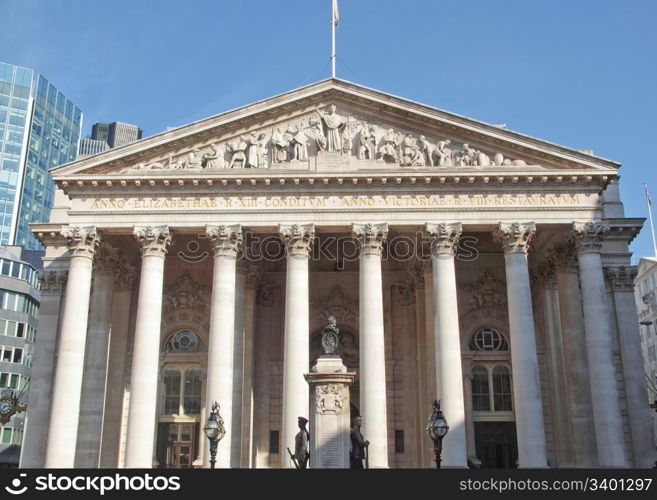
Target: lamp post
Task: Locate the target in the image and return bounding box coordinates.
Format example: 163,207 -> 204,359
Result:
203,401 -> 226,469
426,399 -> 449,469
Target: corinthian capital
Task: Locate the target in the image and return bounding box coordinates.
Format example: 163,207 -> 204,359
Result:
571,222 -> 609,254
94,243 -> 119,275
547,240 -> 577,272
493,222 -> 536,254
279,224 -> 315,257
351,223 -> 388,257
425,222 -> 462,257
206,224 -> 243,258
61,225 -> 100,259
38,269 -> 68,295
604,265 -> 637,291
133,225 -> 173,258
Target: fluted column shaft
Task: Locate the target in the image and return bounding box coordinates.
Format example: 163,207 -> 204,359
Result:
204,225 -> 242,468
75,246 -> 117,468
352,223 -> 389,468
279,224 -> 314,468
425,222 -> 467,467
20,269 -> 67,467
572,222 -> 627,466
45,226 -> 100,468
124,226 -> 172,468
494,222 -> 547,468
550,243 -> 597,466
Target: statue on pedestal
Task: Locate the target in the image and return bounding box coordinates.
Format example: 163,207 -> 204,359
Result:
293,416 -> 310,469
350,415 -> 369,469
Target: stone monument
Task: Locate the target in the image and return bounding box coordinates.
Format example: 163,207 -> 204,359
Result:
304,317 -> 356,468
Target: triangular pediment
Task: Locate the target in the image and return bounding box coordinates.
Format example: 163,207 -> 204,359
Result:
53,78 -> 619,179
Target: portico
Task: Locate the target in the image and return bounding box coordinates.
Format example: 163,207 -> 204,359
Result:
19,79 -> 655,469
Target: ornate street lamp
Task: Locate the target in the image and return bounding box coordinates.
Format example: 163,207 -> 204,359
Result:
426,399 -> 449,469
203,401 -> 226,469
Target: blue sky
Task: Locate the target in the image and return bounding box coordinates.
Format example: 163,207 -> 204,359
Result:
2,0 -> 656,260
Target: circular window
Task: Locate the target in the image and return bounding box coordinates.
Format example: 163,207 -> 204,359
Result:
166,330 -> 200,352
469,328 -> 508,351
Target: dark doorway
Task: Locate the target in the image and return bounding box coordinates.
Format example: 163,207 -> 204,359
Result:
474,421 -> 518,468
156,422 -> 199,469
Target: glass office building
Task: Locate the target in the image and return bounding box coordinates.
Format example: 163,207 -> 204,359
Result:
0,62 -> 82,250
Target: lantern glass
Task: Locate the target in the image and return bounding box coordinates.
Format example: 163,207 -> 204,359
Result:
204,420 -> 219,440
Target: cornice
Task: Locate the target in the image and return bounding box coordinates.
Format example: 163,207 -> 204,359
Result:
55,171 -> 614,197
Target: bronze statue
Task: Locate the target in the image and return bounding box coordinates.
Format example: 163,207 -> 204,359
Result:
350,415 -> 369,468
293,416 -> 310,468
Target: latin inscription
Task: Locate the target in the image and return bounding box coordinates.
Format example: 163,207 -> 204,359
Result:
87,193 -> 586,211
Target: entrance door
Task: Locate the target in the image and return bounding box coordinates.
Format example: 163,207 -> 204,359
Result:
156,422 -> 198,469
474,421 -> 518,468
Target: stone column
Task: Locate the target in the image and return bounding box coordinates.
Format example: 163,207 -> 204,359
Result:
45,226 -> 100,468
425,222 -> 467,467
279,223 -> 315,468
605,265 -> 656,467
124,225 -> 172,468
571,222 -> 627,467
204,224 -> 242,468
352,222 -> 389,468
493,222 -> 547,468
99,257 -> 137,467
549,242 -> 597,467
20,268 -> 67,468
240,263 -> 258,468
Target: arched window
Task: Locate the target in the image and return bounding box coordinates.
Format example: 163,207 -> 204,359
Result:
469,328 -> 508,351
471,365 -> 490,411
492,365 -> 513,411
165,330 -> 200,352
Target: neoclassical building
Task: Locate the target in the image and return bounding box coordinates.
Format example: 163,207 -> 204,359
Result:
19,79 -> 655,468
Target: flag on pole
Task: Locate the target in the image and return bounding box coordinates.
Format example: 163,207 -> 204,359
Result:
645,183 -> 653,206
332,0 -> 339,27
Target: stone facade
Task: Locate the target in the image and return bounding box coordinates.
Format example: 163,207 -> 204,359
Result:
19,79 -> 656,468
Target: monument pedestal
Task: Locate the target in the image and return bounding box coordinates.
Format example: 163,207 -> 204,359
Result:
304,355 -> 356,469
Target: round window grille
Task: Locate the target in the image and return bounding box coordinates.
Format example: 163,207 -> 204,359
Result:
167,330 -> 199,352
469,328 -> 508,351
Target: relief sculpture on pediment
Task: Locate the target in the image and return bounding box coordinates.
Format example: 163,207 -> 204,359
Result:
117,104 -> 532,173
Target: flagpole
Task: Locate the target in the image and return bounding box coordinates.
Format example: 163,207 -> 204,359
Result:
331,1 -> 336,78
645,182 -> 657,257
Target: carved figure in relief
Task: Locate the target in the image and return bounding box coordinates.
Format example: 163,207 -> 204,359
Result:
181,148 -> 202,169
435,139 -> 452,166
457,143 -> 477,166
201,143 -> 224,169
246,133 -> 260,168
256,133 -> 268,168
401,133 -> 423,166
319,104 -> 346,152
271,127 -> 289,163
293,416 -> 310,469
350,416 -> 369,469
419,135 -> 433,166
317,385 -> 344,415
227,137 -> 248,168
290,123 -> 308,161
309,114 -> 327,152
379,128 -> 400,163
358,125 -> 376,160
